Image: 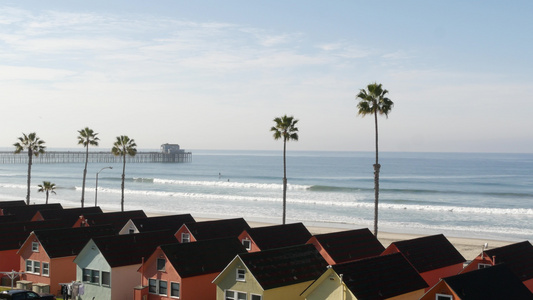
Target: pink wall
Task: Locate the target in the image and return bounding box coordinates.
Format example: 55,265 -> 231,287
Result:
174,227 -> 196,243
237,231 -> 259,252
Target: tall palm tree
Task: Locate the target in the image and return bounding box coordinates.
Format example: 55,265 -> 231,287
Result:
111,135 -> 137,212
38,181 -> 56,204
77,127 -> 100,208
270,115 -> 299,224
356,82 -> 394,237
14,132 -> 46,205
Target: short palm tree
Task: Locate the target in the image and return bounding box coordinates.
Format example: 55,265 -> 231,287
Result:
38,181 -> 56,204
77,127 -> 100,208
14,133 -> 46,205
111,135 -> 137,211
270,115 -> 299,224
356,82 -> 394,237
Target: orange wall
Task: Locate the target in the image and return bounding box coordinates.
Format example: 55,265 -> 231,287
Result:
237,232 -> 259,252
420,281 -> 458,300
174,227 -> 197,243
182,273 -> 217,300
19,236 -> 77,295
0,250 -> 20,271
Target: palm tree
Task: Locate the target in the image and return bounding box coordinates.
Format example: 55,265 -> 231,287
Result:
38,181 -> 56,204
270,115 -> 299,224
356,82 -> 394,237
111,135 -> 137,211
14,133 -> 46,205
77,127 -> 100,208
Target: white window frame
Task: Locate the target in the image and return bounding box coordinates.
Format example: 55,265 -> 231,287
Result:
242,238 -> 251,251
225,290 -> 247,300
31,242 -> 39,252
170,281 -> 180,298
436,294 -> 453,300
251,294 -> 262,300
236,268 -> 246,281
181,233 -> 190,243
157,258 -> 166,271
25,260 -> 40,275
101,271 -> 111,287
42,262 -> 49,277
82,268 -> 101,285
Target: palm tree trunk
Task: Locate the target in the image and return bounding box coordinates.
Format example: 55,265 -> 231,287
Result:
81,145 -> 89,207
282,138 -> 287,225
121,155 -> 126,212
373,111 -> 380,237
45,191 -> 49,205
26,151 -> 33,205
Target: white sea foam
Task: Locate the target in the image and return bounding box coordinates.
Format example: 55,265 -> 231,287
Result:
152,178 -> 311,190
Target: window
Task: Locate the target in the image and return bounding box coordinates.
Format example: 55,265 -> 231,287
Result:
32,242 -> 39,252
478,263 -> 492,269
251,295 -> 262,300
225,290 -> 247,300
82,268 -> 101,284
42,263 -> 49,276
157,258 -> 166,271
242,239 -> 251,250
170,282 -> 180,298
33,261 -> 40,274
436,294 -> 453,300
181,233 -> 190,243
102,271 -> 111,287
148,279 -> 168,296
25,260 -> 40,275
129,229 -> 135,234
159,280 -> 168,296
236,269 -> 246,281
149,279 -> 157,294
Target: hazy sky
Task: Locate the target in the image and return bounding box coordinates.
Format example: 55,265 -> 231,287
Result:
1,1 -> 532,153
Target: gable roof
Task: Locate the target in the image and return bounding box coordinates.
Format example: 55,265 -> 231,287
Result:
0,219 -> 67,251
0,200 -> 26,209
91,230 -> 177,267
184,218 -> 250,240
34,207 -> 104,225
312,228 -> 385,263
28,225 -> 115,258
131,214 -> 195,233
239,244 -> 328,290
161,237 -> 247,278
81,210 -> 147,233
484,241 -> 533,282
387,234 -> 465,273
1,203 -> 63,222
442,264 -> 533,299
333,253 -> 428,299
244,223 -> 312,250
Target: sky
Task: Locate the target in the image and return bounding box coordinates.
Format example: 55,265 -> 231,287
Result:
1,1 -> 532,153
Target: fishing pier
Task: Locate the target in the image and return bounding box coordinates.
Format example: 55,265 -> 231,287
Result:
0,144 -> 192,164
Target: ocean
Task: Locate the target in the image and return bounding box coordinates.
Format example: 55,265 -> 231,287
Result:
0,150 -> 532,242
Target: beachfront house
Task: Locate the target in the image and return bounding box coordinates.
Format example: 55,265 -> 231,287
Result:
0,220 -> 66,282
381,234 -> 466,290
175,218 -> 250,243
460,241 -> 533,292
134,237 -> 247,300
119,214 -> 195,235
301,253 -> 428,300
1,203 -> 63,222
420,264 -> 533,299
237,223 -> 312,252
72,210 -> 147,233
31,206 -> 103,226
213,244 -> 328,300
17,225 -> 115,295
0,200 -> 26,215
306,228 -> 385,265
74,230 -> 177,300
